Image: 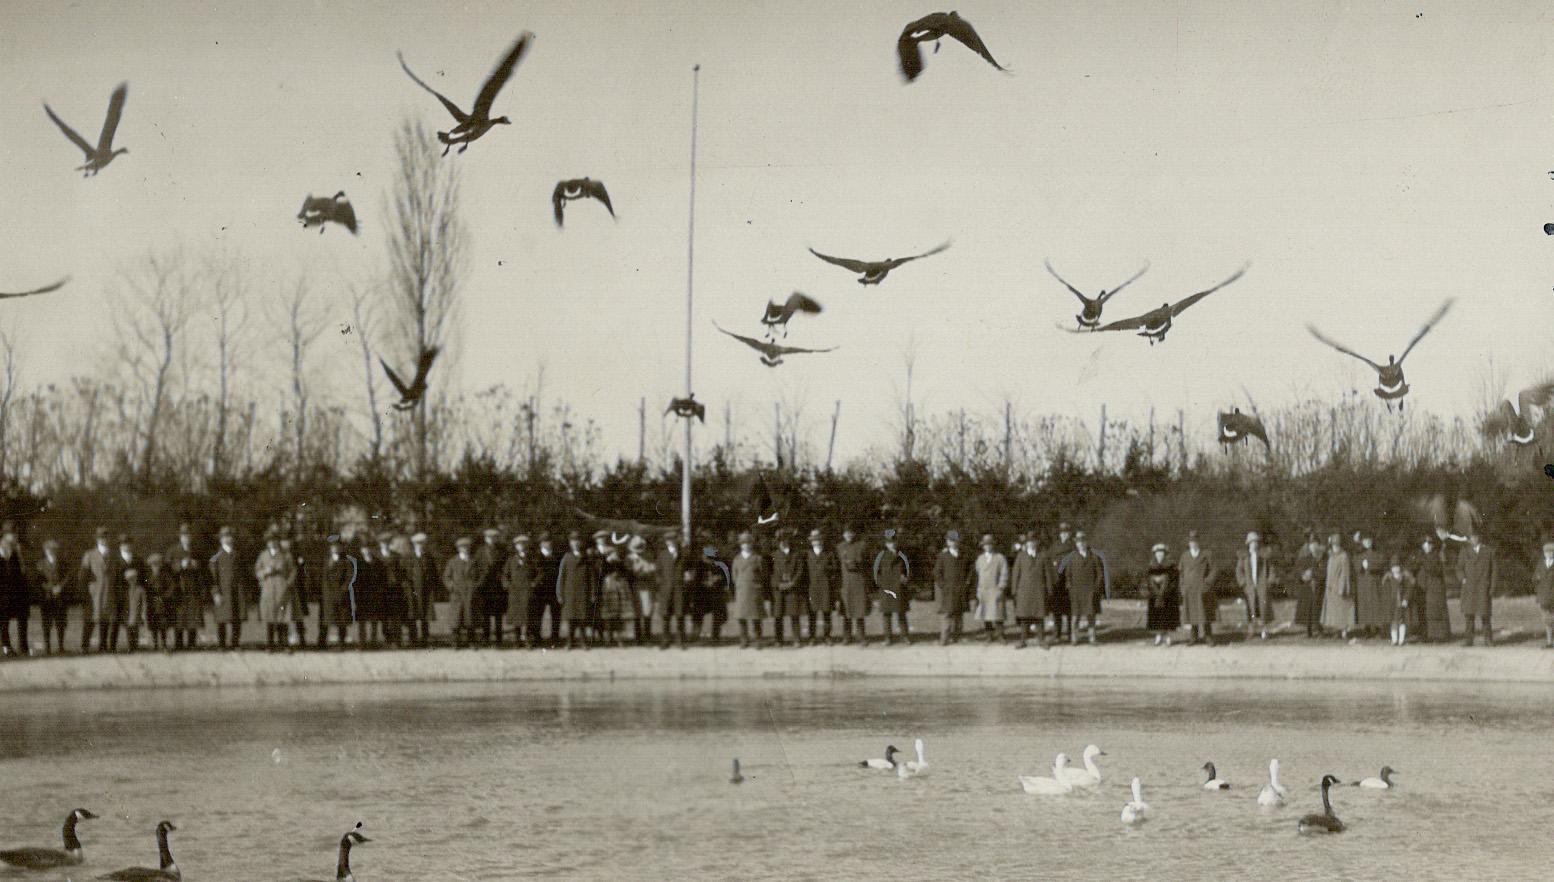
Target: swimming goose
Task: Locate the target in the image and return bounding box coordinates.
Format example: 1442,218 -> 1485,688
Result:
1045,260 -> 1149,330
320,823 -> 370,882
297,192 -> 359,235
1054,744 -> 1105,786
0,808 -> 97,868
760,292 -> 823,339
1217,408 -> 1270,449
713,321 -> 837,368
860,745 -> 901,770
1201,761 -> 1230,790
381,346 -> 440,411
0,277 -> 70,300
1019,754 -> 1075,795
898,738 -> 929,777
1257,759 -> 1288,807
1481,380 -> 1554,446
896,11 -> 1009,82
730,759 -> 744,784
397,33 -> 533,155
1297,775 -> 1346,834
43,82 -> 128,176
808,241 -> 950,285
551,178 -> 615,227
1353,766 -> 1396,789
1306,298 -> 1454,411
97,821 -> 178,882
1120,777 -> 1149,825
1064,265 -> 1247,345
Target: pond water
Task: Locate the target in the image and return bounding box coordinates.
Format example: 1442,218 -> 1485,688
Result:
2,679 -> 1551,881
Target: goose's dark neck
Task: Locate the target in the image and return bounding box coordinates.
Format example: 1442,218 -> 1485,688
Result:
156,827 -> 174,870
1320,780 -> 1335,818
336,837 -> 353,880
62,816 -> 82,851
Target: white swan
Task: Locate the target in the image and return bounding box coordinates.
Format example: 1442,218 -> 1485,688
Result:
1020,753 -> 1076,795
1201,761 -> 1231,790
1120,776 -> 1149,825
1257,758 -> 1288,807
898,739 -> 929,777
1055,744 -> 1105,786
860,745 -> 900,770
1355,766 -> 1396,789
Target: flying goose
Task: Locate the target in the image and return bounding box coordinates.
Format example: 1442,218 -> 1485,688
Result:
1066,265 -> 1247,344
1045,260 -> 1149,330
1217,407 -> 1270,448
1120,777 -> 1149,825
1416,493 -> 1478,544
97,821 -> 178,882
0,276 -> 70,300
897,11 -> 1009,82
1297,775 -> 1346,834
1352,766 -> 1396,789
1306,298 -> 1454,411
552,178 -> 615,227
571,507 -> 677,541
808,241 -> 950,285
380,346 -> 440,411
397,33 -> 533,155
43,82 -> 128,176
1544,223 -> 1553,235
1201,761 -> 1231,790
665,395 -> 706,423
297,192 -> 359,235
713,321 -> 837,367
761,291 -> 823,339
318,823 -> 370,882
749,472 -> 781,527
1480,380 -> 1554,446
1257,759 -> 1288,807
0,808 -> 97,869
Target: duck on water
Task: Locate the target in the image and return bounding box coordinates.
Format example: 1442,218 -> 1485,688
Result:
98,821 -> 178,882
0,808 -> 97,869
1298,775 -> 1346,834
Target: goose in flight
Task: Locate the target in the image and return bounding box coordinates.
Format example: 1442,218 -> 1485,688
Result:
1,276 -> 69,300
297,192 -> 358,235
1297,775 -> 1346,834
44,82 -> 128,176
897,11 -> 1008,82
761,292 -> 823,339
1064,265 -> 1247,345
572,507 -> 677,541
1416,494 -> 1478,544
1306,298 -> 1454,411
808,241 -> 950,285
1045,260 -> 1148,330
398,33 -> 533,155
713,321 -> 836,367
1480,380 -> 1554,446
552,178 -> 614,227
381,346 -> 440,411
1217,407 -> 1270,448
665,395 -> 706,423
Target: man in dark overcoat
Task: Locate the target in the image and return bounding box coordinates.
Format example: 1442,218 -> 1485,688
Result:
0,523 -> 29,657
873,528 -> 912,645
805,529 -> 840,646
836,526 -> 869,645
557,531 -> 594,649
319,536 -> 356,650
532,533 -> 561,647
770,530 -> 807,647
654,533 -> 688,649
403,532 -> 439,647
209,526 -> 245,649
1045,521 -> 1075,641
34,538 -> 70,654
165,522 -> 205,651
933,530 -> 973,646
473,527 -> 507,646
1456,527 -> 1497,646
502,533 -> 536,648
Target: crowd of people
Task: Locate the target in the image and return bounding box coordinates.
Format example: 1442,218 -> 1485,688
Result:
1,517 -> 1552,658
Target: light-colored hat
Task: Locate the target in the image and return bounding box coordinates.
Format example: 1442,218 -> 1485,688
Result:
146,552 -> 164,565
980,533 -> 995,546
737,531 -> 754,543
628,536 -> 647,553
1246,531 -> 1260,545
1057,521 -> 1072,532
1151,542 -> 1168,553
455,536 -> 474,549
513,533 -> 530,545
592,529 -> 610,541
43,538 -> 60,551
483,527 -> 500,538
808,529 -> 822,541
411,532 -> 428,544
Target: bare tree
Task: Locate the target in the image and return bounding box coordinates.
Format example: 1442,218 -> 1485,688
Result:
349,282 -> 384,463
274,274 -> 329,476
0,323 -> 18,477
112,247 -> 196,481
203,249 -> 250,479
383,116 -> 469,481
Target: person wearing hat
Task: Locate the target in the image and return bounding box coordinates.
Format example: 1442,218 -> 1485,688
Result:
1293,531 -> 1326,638
1353,533 -> 1387,640
932,530 -> 972,646
502,533 -> 537,648
473,527 -> 509,647
1319,531 -> 1354,640
108,534 -> 140,653
166,521 -> 205,651
873,528 -> 912,645
653,532 -> 689,650
532,532 -> 561,647
593,530 -> 633,647
33,537 -> 70,655
731,531 -> 769,649
805,529 -> 840,646
77,526 -> 115,653
1059,530 -> 1107,646
1045,522 -> 1076,642
1235,531 -> 1277,641
625,536 -> 658,646
352,533 -> 385,650
208,525 -> 245,650
1011,533 -> 1050,648
770,530 -> 807,647
319,535 -> 356,650
1144,541 -> 1180,645
690,540 -> 732,646
441,537 -> 479,648
253,528 -> 297,652
1533,540 -> 1554,649
972,533 -> 1010,645
1380,556 -> 1418,646
1176,530 -> 1217,645
557,531 -> 594,649
403,532 -> 439,647
1409,534 -> 1450,642
0,524 -> 29,657
1456,525 -> 1497,647
142,551 -> 172,652
375,533 -> 406,648
836,526 -> 869,646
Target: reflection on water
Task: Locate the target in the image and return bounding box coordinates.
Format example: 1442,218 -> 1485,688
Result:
3,680 -> 1551,881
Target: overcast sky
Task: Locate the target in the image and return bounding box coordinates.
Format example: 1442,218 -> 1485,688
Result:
3,0 -> 1552,465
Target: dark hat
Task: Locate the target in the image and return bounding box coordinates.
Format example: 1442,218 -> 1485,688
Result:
1186,529 -> 1199,541
980,533 -> 995,546
842,524 -> 857,534
218,525 -> 234,538
117,533 -> 132,546
945,529 -> 960,542
1421,534 -> 1436,546
178,521 -> 193,533
1388,555 -> 1402,567
1021,532 -> 1035,544
95,526 -> 109,539
567,530 -> 582,541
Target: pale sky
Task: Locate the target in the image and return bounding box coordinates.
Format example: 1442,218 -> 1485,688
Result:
3,0 -> 1552,466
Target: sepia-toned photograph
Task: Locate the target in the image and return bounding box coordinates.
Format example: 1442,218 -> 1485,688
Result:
2,1 -> 1552,879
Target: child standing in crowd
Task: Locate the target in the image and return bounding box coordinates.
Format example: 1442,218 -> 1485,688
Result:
1381,556 -> 1417,646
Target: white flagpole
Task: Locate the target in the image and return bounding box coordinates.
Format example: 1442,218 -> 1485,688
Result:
682,64 -> 701,546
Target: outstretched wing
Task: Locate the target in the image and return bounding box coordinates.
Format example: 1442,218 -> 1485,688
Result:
943,14 -> 1008,72
412,346 -> 441,386
1169,264 -> 1246,317
772,341 -> 838,356
886,240 -> 952,269
1479,399 -> 1522,438
1245,415 -> 1271,447
335,198 -> 359,234
584,179 -> 615,217
896,28 -> 927,82
1306,325 -> 1383,371
380,359 -> 412,398
574,507 -> 675,539
97,82 -> 127,151
397,51 -> 469,122
551,181 -> 566,226
1452,499 -> 1479,538
472,32 -> 533,118
1396,298 -> 1454,364
1098,262 -> 1150,305
808,248 -> 872,274
713,321 -> 776,356
1044,259 -> 1092,306
0,276 -> 69,299
43,103 -> 94,157
1516,379 -> 1554,417
786,291 -> 823,315
1086,309 -> 1157,333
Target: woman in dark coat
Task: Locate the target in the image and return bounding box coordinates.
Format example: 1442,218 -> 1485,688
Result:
1292,534 -> 1326,637
1144,542 -> 1180,644
872,530 -> 912,645
1354,535 -> 1387,637
1409,535 -> 1451,642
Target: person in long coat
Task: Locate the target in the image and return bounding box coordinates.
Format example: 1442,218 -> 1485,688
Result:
165,523 -> 205,651
653,533 -> 688,649
1456,528 -> 1496,646
254,531 -> 297,652
77,526 -> 114,653
442,537 -> 480,649
1235,532 -> 1277,640
120,554 -> 145,653
502,534 -> 536,648
376,534 -> 406,647
1010,534 -> 1049,648
318,536 -> 357,650
804,529 -> 839,645
595,533 -> 633,646
403,532 -> 439,647
1380,557 -> 1418,646
1291,533 -> 1325,637
1144,542 -> 1180,644
731,532 -> 769,648
1319,532 -> 1354,637
106,535 -> 134,652
209,526 -> 245,649
873,529 -> 912,645
33,538 -> 70,655
531,533 -> 560,647
353,536 -> 384,649
933,530 -> 974,645
1534,540 -> 1554,649
1061,530 -> 1107,645
836,526 -> 869,645
1408,535 -> 1450,642
1176,530 -> 1216,644
1354,534 -> 1387,638
972,533 -> 1010,644
626,536 -> 658,645
1046,522 -> 1076,641
557,531 -> 594,649
770,531 -> 807,647
693,544 -> 731,646
0,526 -> 29,657
473,528 -> 507,647
143,552 -> 172,652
